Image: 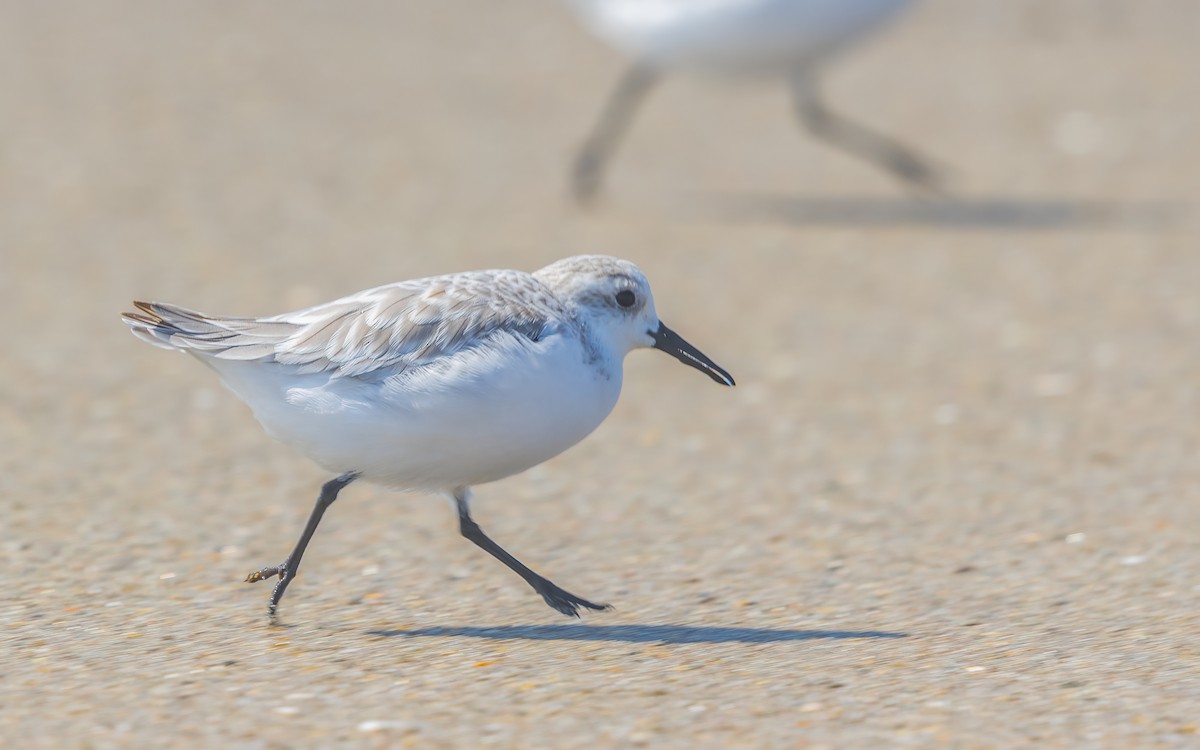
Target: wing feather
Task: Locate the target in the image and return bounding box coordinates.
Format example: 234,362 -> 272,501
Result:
121,270 -> 566,378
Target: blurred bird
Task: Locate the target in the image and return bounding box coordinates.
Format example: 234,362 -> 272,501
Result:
561,0 -> 941,203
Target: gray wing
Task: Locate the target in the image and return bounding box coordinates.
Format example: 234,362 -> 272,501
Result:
122,270 -> 566,378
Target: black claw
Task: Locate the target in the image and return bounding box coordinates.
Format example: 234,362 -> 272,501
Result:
534,581 -> 612,618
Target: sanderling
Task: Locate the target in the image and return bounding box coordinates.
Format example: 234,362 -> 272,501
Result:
561,0 -> 940,202
122,255 -> 733,620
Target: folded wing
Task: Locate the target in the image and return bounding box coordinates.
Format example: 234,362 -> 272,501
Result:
121,271 -> 562,379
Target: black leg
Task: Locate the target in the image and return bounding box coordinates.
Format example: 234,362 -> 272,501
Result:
791,73 -> 943,192
245,472 -> 358,621
572,63 -> 659,206
454,488 -> 610,618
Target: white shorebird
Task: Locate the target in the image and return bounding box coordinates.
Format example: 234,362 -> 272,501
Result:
561,0 -> 940,202
122,255 -> 734,620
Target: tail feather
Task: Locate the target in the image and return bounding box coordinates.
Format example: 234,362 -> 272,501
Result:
120,301 -> 296,361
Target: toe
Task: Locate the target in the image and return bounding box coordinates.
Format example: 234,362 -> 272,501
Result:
537,583 -> 611,617
245,564 -> 285,584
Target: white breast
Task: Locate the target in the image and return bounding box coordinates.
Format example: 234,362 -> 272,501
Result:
201,330 -> 623,491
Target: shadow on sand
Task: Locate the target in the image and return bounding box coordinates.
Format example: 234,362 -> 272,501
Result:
673,193 -> 1180,232
368,624 -> 907,644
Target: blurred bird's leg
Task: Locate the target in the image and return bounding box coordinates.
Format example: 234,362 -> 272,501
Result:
572,63 -> 660,205
790,73 -> 943,192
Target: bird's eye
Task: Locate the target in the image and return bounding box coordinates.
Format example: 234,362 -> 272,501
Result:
615,290 -> 636,308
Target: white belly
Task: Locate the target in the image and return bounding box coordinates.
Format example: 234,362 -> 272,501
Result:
573,0 -> 912,74
203,333 -> 623,490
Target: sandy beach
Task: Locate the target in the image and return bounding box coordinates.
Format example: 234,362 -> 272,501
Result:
2,1 -> 1198,746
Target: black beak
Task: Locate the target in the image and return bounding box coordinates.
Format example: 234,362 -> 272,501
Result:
649,322 -> 735,387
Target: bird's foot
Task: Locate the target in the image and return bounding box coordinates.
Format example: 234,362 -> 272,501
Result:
245,561 -> 292,623
245,561 -> 287,584
887,149 -> 946,195
533,580 -> 612,618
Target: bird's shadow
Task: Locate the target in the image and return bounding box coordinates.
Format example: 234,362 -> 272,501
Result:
672,192 -> 1180,232
368,624 -> 907,644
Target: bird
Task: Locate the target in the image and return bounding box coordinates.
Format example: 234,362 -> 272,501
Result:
121,255 -> 734,620
560,0 -> 941,203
